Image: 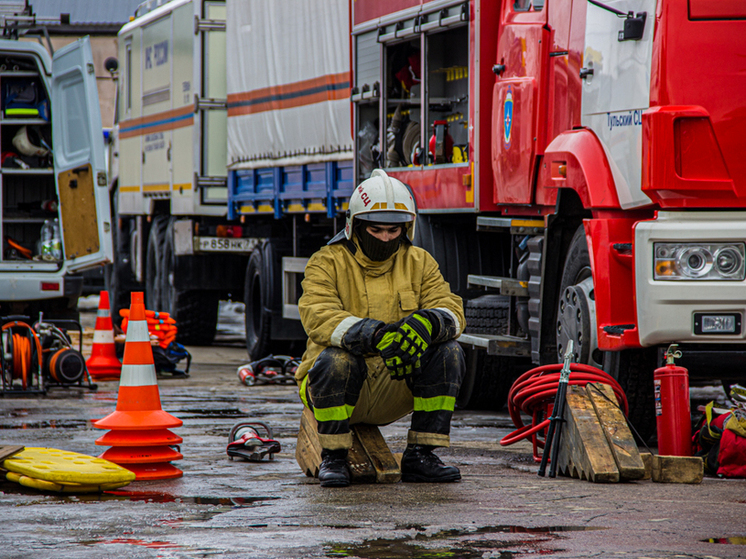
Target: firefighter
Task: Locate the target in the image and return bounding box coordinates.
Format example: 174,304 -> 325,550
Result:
296,169 -> 466,487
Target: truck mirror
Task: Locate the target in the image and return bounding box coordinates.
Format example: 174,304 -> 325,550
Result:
618,12 -> 646,42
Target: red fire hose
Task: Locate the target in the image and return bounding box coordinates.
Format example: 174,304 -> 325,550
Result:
499,363 -> 629,461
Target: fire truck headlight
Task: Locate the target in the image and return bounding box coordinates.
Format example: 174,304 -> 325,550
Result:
654,243 -> 745,280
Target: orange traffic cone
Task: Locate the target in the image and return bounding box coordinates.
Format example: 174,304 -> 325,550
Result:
94,292 -> 183,480
86,291 -> 122,380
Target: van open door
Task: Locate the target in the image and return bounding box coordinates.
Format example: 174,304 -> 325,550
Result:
51,37 -> 112,272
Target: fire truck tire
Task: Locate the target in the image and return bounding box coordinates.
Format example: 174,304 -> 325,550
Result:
104,185 -> 139,326
558,225 -> 657,443
456,350 -> 527,411
145,215 -> 169,312
170,290 -> 220,346
244,242 -> 291,360
159,218 -> 219,346
464,295 -> 509,335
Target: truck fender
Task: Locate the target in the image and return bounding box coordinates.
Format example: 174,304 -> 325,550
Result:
536,129 -> 620,209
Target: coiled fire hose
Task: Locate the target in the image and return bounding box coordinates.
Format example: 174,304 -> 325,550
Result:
499,362 -> 629,462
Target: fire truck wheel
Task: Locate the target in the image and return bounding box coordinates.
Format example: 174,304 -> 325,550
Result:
145,215 -> 169,312
456,348 -> 528,411
558,225 -> 657,443
160,218 -> 219,346
244,242 -> 292,360
171,290 -> 219,346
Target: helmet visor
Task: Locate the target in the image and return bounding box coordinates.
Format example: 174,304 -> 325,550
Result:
355,211 -> 414,224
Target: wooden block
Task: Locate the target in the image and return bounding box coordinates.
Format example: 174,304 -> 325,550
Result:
586,383 -> 646,481
640,452 -> 653,480
555,385 -> 620,483
652,455 -> 704,484
0,445 -> 24,463
296,407 -> 323,478
352,424 -> 401,484
294,408 -> 399,483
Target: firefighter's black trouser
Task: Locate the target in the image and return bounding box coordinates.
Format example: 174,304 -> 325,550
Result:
302,340 -> 464,450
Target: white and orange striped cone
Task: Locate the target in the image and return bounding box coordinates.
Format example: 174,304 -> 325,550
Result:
86,291 -> 122,380
94,292 -> 183,480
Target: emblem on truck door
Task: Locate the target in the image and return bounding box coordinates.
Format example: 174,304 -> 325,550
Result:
503,86 -> 513,147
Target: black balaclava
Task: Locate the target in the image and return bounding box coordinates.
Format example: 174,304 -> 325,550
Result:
354,221 -> 403,261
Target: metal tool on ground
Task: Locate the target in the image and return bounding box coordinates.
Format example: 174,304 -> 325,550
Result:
538,341 -> 573,478
237,355 -> 299,386
226,421 -> 281,461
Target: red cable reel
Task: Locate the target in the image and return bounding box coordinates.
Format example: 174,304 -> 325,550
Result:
499,363 -> 629,462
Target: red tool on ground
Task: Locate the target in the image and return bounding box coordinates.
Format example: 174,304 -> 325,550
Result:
226,421 -> 281,461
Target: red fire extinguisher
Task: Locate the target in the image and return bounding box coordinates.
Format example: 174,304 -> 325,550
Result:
653,344 -> 692,456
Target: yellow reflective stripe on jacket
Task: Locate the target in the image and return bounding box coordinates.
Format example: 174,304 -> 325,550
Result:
414,395 -> 455,413
314,404 -> 356,422
299,375 -> 310,408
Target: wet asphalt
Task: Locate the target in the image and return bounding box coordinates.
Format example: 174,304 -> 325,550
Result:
0,300 -> 745,558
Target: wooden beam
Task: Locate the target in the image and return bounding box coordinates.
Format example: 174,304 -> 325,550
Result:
586,383 -> 646,481
556,385 -> 620,483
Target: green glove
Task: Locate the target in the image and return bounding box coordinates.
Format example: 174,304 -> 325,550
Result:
376,312 -> 434,380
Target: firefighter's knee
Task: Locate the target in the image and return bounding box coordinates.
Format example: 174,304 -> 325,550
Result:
421,340 -> 465,384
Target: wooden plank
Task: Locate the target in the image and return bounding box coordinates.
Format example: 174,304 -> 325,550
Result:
294,408 -> 380,483
586,383 -> 646,481
295,408 -> 322,478
652,455 -> 704,484
352,424 -> 401,484
555,385 -> 620,483
0,445 -> 25,464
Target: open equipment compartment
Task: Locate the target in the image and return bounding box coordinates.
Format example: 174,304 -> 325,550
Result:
0,50 -> 58,267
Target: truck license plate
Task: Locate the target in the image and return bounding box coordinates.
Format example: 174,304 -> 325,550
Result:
196,237 -> 262,253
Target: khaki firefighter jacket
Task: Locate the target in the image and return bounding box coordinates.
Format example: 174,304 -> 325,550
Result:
296,237 -> 465,382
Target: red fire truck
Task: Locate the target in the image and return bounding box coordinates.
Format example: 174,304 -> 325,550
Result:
349,0 -> 746,435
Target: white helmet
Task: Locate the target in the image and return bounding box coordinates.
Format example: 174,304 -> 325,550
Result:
12,126 -> 50,157
344,169 -> 416,240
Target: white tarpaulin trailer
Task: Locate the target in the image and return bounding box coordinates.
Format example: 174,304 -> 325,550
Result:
226,0 -> 352,170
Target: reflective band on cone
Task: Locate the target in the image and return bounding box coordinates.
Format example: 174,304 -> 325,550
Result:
94,292 -> 183,480
86,291 -> 122,380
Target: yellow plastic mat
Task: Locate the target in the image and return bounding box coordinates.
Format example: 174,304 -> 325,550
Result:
2,447 -> 136,485
5,471 -> 131,493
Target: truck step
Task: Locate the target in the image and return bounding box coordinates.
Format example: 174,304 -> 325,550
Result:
467,275 -> 529,297
457,333 -> 531,357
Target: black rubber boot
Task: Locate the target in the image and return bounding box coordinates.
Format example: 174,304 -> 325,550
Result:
401,444 -> 461,483
318,449 -> 351,487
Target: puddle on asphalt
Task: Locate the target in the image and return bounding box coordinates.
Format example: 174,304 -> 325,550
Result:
702,537 -> 746,545
1,484 -> 278,508
177,408 -> 249,418
0,419 -> 93,429
325,525 -> 601,558
327,539 -> 514,558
